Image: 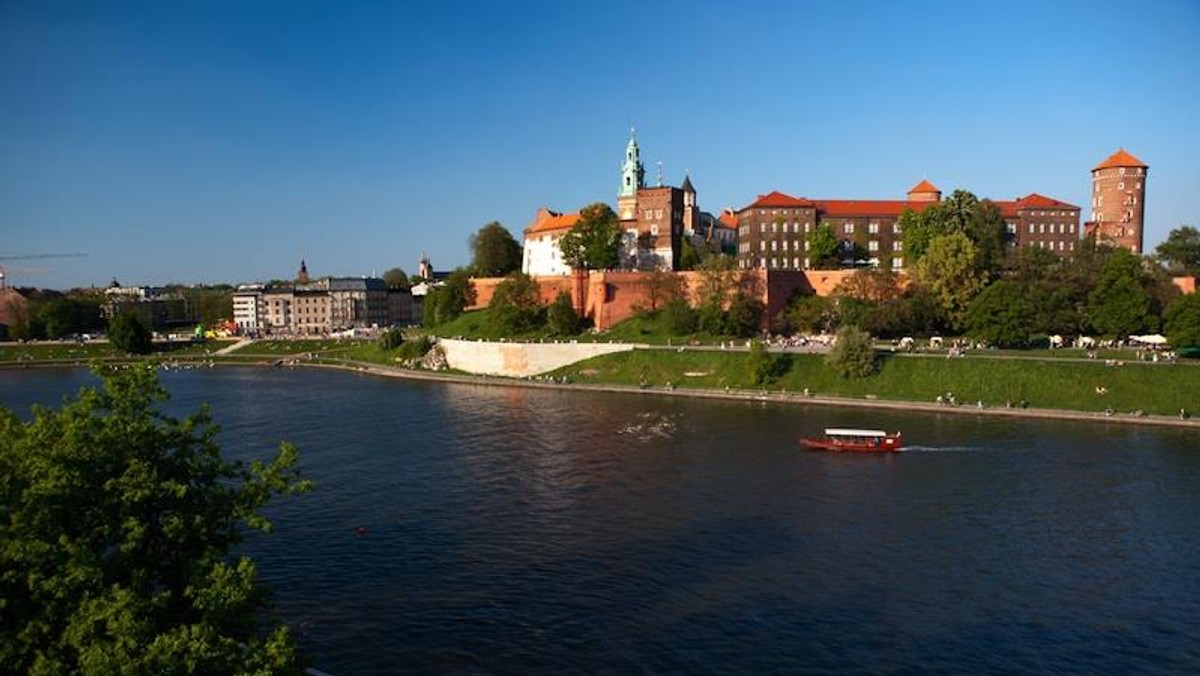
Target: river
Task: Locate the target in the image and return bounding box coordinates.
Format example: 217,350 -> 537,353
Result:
2,367 -> 1199,674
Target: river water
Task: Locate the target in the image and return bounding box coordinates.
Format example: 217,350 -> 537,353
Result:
2,367 -> 1199,674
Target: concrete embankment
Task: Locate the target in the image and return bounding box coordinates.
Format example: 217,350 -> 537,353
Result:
437,338 -> 638,377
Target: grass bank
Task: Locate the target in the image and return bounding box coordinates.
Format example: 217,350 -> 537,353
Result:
550,349 -> 1200,417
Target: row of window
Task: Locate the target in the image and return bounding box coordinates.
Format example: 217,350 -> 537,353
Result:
752,239 -> 903,253
1028,240 -> 1075,251
751,257 -> 905,270
1027,223 -> 1076,235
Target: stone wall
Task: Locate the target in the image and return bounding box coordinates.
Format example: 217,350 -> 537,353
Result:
439,338 -> 636,377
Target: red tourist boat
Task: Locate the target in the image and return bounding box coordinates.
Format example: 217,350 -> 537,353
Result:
800,428 -> 904,452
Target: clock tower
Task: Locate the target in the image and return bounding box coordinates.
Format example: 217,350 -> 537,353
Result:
617,128 -> 644,222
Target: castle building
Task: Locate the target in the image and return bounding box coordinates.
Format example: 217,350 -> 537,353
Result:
522,130 -> 734,276
735,179 -> 1081,271
1085,149 -> 1148,254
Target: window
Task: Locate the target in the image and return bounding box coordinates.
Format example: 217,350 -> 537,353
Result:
804,222 -> 811,233
1039,223 -> 1045,234
893,241 -> 903,251
1119,167 -> 1125,176
843,222 -> 854,234
1118,182 -> 1124,190
868,222 -> 879,234
804,257 -> 811,268
771,241 -> 777,251
772,222 -> 777,233
868,240 -> 879,252
793,257 -> 801,268
1070,224 -> 1076,234
759,241 -> 766,251
893,257 -> 903,269
1028,224 -> 1035,234
760,223 -> 765,233
804,240 -> 811,251
893,223 -> 902,234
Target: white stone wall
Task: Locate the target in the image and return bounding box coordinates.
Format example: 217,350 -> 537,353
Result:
439,338 -> 636,377
522,233 -> 572,276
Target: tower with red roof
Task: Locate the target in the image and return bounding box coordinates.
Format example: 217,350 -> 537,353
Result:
1086,149 -> 1148,254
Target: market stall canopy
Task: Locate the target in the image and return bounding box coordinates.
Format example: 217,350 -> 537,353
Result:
1130,334 -> 1168,345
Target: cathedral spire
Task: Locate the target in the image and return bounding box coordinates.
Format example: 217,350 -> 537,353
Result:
619,128 -> 645,198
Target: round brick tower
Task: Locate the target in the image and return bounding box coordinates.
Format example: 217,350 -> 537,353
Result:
1089,149 -> 1148,253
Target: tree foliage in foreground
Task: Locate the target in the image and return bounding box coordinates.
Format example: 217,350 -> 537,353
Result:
423,268 -> 477,327
488,272 -> 543,333
1164,293 -> 1200,348
1155,225 -> 1200,275
0,365 -> 312,675
965,280 -> 1035,347
546,291 -> 582,336
826,325 -> 878,378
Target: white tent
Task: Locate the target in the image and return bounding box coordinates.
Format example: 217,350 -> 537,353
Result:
1130,334 -> 1168,345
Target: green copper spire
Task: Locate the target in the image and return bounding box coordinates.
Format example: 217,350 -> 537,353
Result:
619,127 -> 645,198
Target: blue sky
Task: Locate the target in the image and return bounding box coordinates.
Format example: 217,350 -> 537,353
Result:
2,0 -> 1198,290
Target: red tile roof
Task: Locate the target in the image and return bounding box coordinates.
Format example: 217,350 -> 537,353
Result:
1012,193 -> 1079,210
719,209 -> 739,228
525,209 -> 580,235
812,199 -> 939,217
907,179 -> 940,194
746,191 -> 815,208
1094,148 -> 1147,170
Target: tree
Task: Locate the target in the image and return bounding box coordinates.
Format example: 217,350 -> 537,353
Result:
1088,249 -> 1152,337
943,189 -> 978,232
663,296 -> 698,335
546,291 -> 582,336
964,281 -> 1035,347
0,365 -> 311,674
896,202 -> 950,264
747,339 -> 780,386
423,268 -> 476,326
808,222 -> 841,269
559,203 -> 621,271
382,268 -> 411,290
488,272 -> 543,333
678,237 -> 702,271
833,268 -> 904,303
967,199 -> 1008,277
469,222 -> 522,277
787,294 -> 839,334
726,292 -> 765,338
1155,226 -> 1200,275
108,311 -> 153,354
911,232 -> 985,332
825,325 -> 878,378
1164,293 -> 1200,348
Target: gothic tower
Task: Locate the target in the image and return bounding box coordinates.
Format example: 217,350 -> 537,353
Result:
1088,149 -> 1148,254
617,128 -> 645,221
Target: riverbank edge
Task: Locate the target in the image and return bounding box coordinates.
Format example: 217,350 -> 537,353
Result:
4,357 -> 1198,430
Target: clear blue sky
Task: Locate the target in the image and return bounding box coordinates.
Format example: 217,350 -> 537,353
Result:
3,0 -> 1198,290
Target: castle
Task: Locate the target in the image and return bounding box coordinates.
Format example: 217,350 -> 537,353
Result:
522,134 -> 1146,276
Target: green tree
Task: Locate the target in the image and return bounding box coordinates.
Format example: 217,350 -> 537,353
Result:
0,365 -> 311,675
911,232 -> 985,332
488,272 -> 543,333
1155,225 -> 1200,275
787,294 -> 839,334
896,202 -> 950,264
382,268 -> 411,290
726,292 -> 764,338
546,291 -> 582,336
108,311 -> 153,354
967,199 -> 1008,276
964,281 -> 1035,347
559,203 -> 621,271
469,222 -> 522,277
1164,293 -> 1200,347
808,222 -> 841,269
747,339 -> 780,386
1088,249 -> 1152,337
678,237 -> 702,271
943,189 -> 978,232
825,325 -> 878,378
663,296 -> 698,335
423,268 -> 476,326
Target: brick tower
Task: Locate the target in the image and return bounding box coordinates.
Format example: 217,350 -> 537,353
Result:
1086,149 -> 1148,254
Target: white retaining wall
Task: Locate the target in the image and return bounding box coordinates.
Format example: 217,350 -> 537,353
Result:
439,338 -> 636,377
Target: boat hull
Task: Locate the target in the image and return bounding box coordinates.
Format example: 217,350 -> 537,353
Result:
800,437 -> 903,452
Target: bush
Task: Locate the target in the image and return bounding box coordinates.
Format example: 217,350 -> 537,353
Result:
489,272 -> 543,334
396,334 -> 434,360
378,327 -> 404,350
747,339 -> 780,385
546,291 -> 581,336
727,293 -> 764,338
825,325 -> 878,378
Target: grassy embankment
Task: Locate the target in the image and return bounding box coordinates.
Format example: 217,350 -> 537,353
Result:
548,349 -> 1200,417
0,340 -> 236,364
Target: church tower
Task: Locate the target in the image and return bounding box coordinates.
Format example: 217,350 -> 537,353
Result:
617,129 -> 645,221
1088,149 -> 1148,254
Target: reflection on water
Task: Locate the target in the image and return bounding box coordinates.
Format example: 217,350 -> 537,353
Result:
3,368 -> 1200,675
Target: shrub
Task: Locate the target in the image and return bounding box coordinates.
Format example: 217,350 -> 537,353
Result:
378,327 -> 404,350
825,325 -> 878,378
546,291 -> 581,336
